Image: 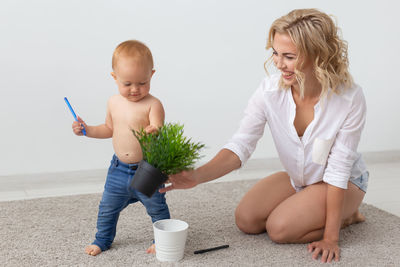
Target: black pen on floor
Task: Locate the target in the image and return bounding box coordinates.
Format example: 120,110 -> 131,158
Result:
194,244 -> 229,254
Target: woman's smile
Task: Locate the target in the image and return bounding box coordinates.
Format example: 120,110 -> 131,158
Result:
282,71 -> 295,79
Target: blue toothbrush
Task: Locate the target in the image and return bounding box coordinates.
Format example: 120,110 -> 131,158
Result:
64,97 -> 87,136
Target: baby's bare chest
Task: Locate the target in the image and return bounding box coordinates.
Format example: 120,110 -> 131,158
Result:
111,103 -> 150,132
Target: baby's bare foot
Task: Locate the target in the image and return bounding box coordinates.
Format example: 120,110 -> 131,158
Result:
146,243 -> 156,254
85,244 -> 102,256
342,210 -> 366,229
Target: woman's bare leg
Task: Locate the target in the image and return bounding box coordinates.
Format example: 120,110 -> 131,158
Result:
265,181 -> 365,244
235,172 -> 296,234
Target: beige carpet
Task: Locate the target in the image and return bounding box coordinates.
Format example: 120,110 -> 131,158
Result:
0,179 -> 399,266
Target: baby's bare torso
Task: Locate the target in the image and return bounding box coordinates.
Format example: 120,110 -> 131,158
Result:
108,94 -> 155,164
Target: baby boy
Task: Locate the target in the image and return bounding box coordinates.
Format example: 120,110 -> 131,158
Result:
72,40 -> 170,256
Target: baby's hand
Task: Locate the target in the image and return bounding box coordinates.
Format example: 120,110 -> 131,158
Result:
144,125 -> 159,134
72,116 -> 87,136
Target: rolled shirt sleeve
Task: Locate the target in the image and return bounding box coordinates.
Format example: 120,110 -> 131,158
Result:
223,81 -> 268,165
323,86 -> 367,189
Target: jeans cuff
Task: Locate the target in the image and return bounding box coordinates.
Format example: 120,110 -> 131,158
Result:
92,240 -> 108,252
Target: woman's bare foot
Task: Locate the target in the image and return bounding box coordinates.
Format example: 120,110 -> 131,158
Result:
146,244 -> 156,254
85,244 -> 102,256
342,210 -> 366,229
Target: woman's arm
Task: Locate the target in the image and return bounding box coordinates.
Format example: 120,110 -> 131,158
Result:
309,87 -> 367,263
159,149 -> 241,193
324,184 -> 345,242
195,149 -> 241,184
308,184 -> 345,263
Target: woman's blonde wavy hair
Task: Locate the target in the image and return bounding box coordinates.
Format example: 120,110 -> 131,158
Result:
265,9 -> 353,97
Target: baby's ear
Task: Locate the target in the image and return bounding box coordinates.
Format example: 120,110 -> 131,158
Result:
110,72 -> 117,80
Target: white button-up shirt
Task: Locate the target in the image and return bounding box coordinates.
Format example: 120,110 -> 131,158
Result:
224,74 -> 367,191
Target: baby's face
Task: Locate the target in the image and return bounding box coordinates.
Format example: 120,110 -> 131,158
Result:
112,57 -> 154,102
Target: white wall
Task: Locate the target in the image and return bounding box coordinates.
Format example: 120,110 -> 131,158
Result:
1,0 -> 399,176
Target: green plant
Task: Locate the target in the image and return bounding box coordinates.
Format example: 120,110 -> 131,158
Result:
133,123 -> 205,175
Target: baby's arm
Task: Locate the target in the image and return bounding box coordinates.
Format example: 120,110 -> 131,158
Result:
71,100 -> 113,138
85,106 -> 113,138
145,97 -> 165,133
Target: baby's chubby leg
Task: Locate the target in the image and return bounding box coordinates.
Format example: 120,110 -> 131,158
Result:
85,244 -> 102,256
87,190 -> 130,254
85,180 -> 131,255
137,185 -> 170,254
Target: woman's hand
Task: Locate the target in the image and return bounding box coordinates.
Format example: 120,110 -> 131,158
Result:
159,170 -> 198,193
307,239 -> 340,263
159,149 -> 241,194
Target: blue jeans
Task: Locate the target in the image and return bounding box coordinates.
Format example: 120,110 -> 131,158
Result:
92,155 -> 170,251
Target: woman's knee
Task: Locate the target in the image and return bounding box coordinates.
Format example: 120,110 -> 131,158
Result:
266,216 -> 291,243
234,205 -> 265,234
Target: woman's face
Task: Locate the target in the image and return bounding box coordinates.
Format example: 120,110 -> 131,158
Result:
272,32 -> 314,88
272,32 -> 298,87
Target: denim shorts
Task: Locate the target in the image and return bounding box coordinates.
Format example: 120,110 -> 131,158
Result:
292,171 -> 369,193
349,171 -> 369,193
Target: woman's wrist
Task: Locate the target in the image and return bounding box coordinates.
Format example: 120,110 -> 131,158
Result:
323,232 -> 339,243
192,168 -> 205,185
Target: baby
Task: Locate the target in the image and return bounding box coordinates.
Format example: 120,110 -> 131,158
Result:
72,40 -> 170,256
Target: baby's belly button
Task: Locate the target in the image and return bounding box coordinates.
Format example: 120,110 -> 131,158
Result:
121,152 -> 138,158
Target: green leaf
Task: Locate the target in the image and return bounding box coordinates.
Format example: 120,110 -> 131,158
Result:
132,123 -> 205,175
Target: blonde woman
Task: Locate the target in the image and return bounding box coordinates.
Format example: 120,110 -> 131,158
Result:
161,9 -> 368,263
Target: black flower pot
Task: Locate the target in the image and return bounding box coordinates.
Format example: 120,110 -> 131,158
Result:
130,160 -> 168,198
